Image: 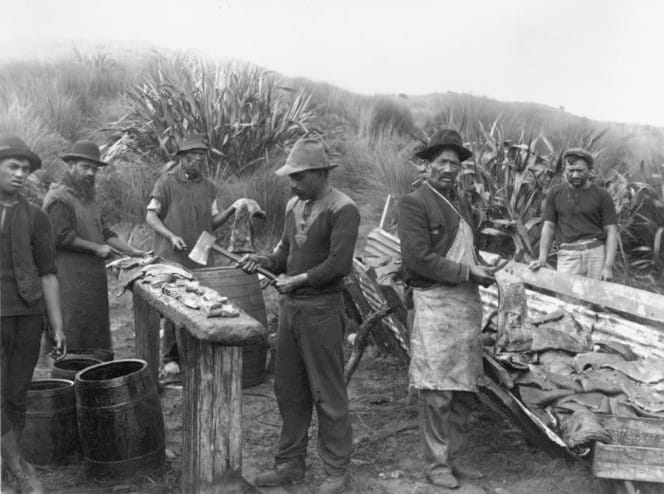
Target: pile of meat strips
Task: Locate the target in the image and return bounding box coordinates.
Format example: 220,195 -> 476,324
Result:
488,270 -> 664,453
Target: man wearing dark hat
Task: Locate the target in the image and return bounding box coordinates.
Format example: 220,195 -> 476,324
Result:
146,134 -> 236,375
398,129 -> 494,489
529,148 -> 618,280
240,138 -> 359,494
44,140 -> 144,354
0,135 -> 65,493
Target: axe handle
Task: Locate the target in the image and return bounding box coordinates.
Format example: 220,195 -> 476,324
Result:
210,244 -> 279,281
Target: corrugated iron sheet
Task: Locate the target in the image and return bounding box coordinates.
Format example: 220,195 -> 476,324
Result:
356,227 -> 664,359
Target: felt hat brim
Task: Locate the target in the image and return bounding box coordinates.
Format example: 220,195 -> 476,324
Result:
60,153 -> 108,167
415,143 -> 473,163
275,163 -> 338,177
0,147 -> 42,172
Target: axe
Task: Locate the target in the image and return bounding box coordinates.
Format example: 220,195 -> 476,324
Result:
188,231 -> 278,281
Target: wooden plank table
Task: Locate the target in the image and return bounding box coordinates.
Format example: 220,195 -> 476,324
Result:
131,280 -> 267,493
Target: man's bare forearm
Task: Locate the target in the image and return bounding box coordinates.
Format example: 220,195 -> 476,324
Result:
538,221 -> 555,263
107,236 -> 144,256
146,211 -> 176,242
604,224 -> 618,269
212,206 -> 235,230
69,236 -> 105,255
41,274 -> 63,334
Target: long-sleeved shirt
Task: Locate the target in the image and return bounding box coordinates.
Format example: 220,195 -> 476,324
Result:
0,197 -> 57,316
266,187 -> 360,296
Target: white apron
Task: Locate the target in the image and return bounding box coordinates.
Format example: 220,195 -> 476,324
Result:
409,186 -> 483,391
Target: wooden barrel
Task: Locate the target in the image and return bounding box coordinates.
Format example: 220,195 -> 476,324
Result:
193,266 -> 268,388
20,379 -> 79,465
75,359 -> 165,477
52,357 -> 102,381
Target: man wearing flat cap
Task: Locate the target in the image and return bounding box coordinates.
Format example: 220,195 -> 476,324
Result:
146,134 -> 236,376
398,129 -> 494,489
530,147 -> 618,280
44,140 -> 144,355
0,135 -> 65,493
241,137 -> 360,494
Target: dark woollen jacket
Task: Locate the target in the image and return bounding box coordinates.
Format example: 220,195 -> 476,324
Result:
397,183 -> 474,288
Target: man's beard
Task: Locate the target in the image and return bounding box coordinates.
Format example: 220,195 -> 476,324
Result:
78,178 -> 96,201
63,171 -> 96,201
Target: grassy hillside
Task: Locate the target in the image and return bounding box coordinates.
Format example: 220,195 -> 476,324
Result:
2,48 -> 663,283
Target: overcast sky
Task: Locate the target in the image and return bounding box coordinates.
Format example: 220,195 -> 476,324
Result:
2,0 -> 663,127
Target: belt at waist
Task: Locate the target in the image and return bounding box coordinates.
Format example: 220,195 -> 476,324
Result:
559,239 -> 604,251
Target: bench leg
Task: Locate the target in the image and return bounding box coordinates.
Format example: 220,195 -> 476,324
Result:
133,292 -> 161,385
179,328 -> 243,492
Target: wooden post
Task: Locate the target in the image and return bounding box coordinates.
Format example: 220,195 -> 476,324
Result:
179,328 -> 243,493
130,281 -> 265,491
133,292 -> 161,384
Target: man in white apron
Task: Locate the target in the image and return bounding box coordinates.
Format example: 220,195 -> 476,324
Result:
398,129 -> 495,489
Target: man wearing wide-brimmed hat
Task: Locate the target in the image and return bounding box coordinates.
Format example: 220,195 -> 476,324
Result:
398,129 -> 495,489
44,140 -> 145,354
529,147 -> 618,280
146,134 -> 237,376
0,135 -> 65,493
240,138 -> 360,493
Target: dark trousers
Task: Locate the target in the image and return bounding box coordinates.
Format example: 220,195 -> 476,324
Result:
273,293 -> 352,474
1,315 -> 44,436
419,389 -> 474,475
161,319 -> 181,365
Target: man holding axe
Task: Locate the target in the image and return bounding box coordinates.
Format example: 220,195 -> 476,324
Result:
240,138 -> 360,494
146,134 -> 237,376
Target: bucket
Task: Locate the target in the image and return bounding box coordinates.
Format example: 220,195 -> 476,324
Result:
52,358 -> 102,381
66,348 -> 114,362
75,359 -> 165,477
20,379 -> 79,465
193,266 -> 268,388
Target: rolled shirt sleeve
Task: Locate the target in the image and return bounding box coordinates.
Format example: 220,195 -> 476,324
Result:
306,204 -> 360,290
146,197 -> 162,213
398,195 -> 469,285
32,209 -> 57,276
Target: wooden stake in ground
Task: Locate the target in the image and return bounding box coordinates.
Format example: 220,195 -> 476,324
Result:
344,305 -> 392,384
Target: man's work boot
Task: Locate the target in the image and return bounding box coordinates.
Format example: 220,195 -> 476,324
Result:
425,468 -> 459,489
317,470 -> 350,494
254,458 -> 305,487
452,463 -> 484,480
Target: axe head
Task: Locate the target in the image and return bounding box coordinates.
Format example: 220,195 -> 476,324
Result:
188,231 -> 217,266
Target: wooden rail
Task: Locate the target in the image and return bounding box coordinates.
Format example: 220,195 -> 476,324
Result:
131,280 -> 267,493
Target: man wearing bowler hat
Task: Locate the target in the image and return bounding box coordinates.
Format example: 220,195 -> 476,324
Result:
529,147 -> 618,280
0,135 -> 65,493
398,129 -> 495,488
146,134 -> 237,376
240,137 -> 360,494
44,140 -> 145,354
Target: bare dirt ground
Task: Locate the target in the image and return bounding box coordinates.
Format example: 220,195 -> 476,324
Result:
30,276 -> 605,494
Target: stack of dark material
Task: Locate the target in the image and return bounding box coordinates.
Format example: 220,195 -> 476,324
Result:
490,270 -> 664,453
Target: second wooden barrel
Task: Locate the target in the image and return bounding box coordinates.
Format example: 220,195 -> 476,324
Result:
52,357 -> 102,381
75,359 -> 165,477
20,379 -> 79,465
193,266 -> 268,388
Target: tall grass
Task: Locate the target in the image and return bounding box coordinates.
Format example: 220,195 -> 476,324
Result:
119,54 -> 318,180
